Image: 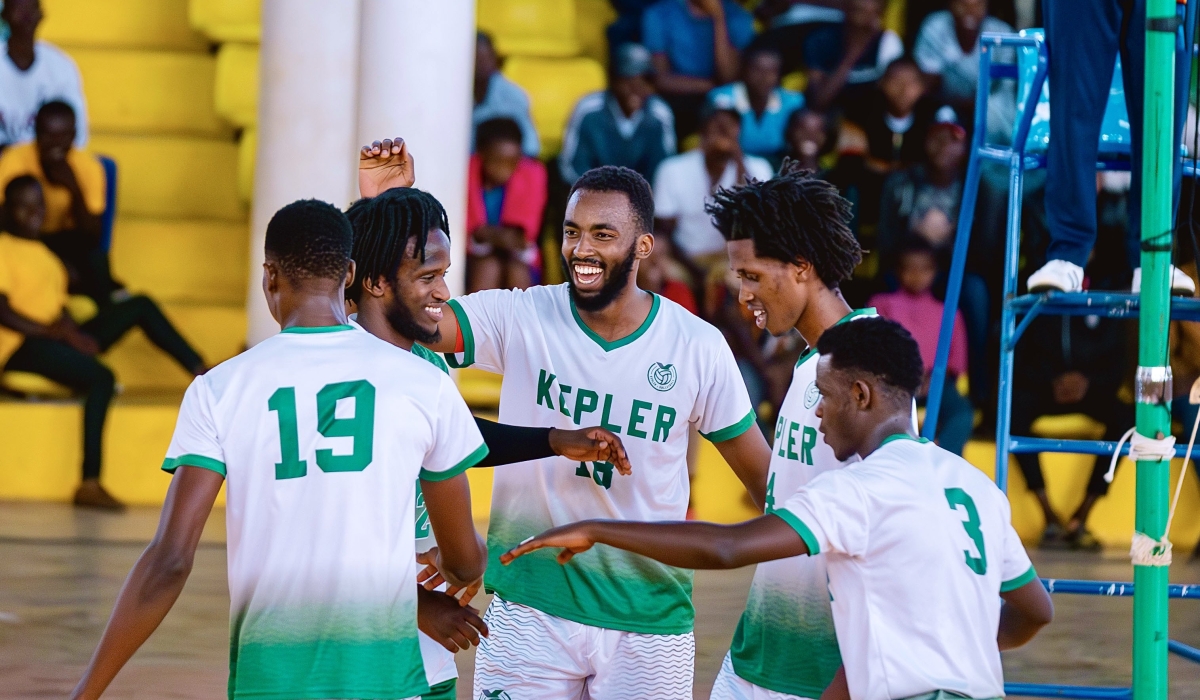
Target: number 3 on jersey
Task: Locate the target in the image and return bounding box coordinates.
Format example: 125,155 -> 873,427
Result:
268,380 -> 376,480
945,487 -> 988,575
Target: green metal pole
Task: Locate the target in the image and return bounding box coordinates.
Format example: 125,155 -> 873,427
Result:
1134,1 -> 1176,699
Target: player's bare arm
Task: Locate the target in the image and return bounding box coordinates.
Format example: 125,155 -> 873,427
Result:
416,585 -> 488,653
420,472 -> 486,590
70,466 -> 224,700
713,428 -> 772,510
500,514 -> 808,570
997,578 -> 1054,650
358,137 -> 415,198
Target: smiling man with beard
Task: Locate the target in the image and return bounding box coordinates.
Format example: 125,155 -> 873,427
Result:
359,153 -> 772,698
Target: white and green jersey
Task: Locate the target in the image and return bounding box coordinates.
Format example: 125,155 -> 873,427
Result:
161,324 -> 487,700
777,436 -> 1037,700
729,307 -> 874,697
446,284 -> 755,635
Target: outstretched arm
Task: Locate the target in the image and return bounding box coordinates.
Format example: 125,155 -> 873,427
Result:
501,513 -> 807,570
997,578 -> 1053,650
71,466 -> 224,700
358,137 -> 416,198
712,422 -> 772,511
419,473 -> 486,589
473,418 -> 632,475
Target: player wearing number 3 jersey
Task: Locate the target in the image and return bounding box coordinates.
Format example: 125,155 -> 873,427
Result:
504,317 -> 1054,700
70,200 -> 489,700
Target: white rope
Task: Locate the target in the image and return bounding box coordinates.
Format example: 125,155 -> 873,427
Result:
1103,429 -> 1175,484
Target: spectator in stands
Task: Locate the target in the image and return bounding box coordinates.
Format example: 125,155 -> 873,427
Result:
1011,311 -> 1132,550
855,58 -> 936,173
804,0 -> 903,114
784,107 -> 837,172
707,46 -> 804,165
0,101 -> 120,306
466,118 -> 547,293
636,236 -> 698,314
869,238 -> 973,455
653,107 -> 773,285
913,0 -> 1013,111
0,176 -> 206,510
642,0 -> 757,141
559,43 -> 676,185
0,0 -> 88,151
472,31 -> 539,157
747,0 -> 846,75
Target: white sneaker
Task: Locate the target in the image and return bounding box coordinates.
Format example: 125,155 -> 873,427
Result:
1131,266 -> 1197,296
1027,259 -> 1084,293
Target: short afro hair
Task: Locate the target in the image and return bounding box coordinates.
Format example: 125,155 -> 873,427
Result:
569,165 -> 655,234
707,160 -> 861,288
476,117 -> 524,152
816,316 -> 923,397
345,187 -> 449,302
35,100 -> 76,131
4,174 -> 41,203
264,199 -> 353,282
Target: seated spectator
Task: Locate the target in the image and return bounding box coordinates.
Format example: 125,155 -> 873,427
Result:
0,176 -> 206,510
0,0 -> 88,151
636,236 -> 698,314
466,118 -> 547,292
869,238 -> 973,455
707,46 -> 804,165
784,107 -> 837,172
560,43 -> 676,185
0,100 -> 119,306
642,0 -> 757,141
653,107 -> 773,285
747,0 -> 846,75
804,0 -> 903,114
1012,311 -> 1132,550
472,31 -> 539,157
913,0 -> 1013,112
854,58 -> 936,173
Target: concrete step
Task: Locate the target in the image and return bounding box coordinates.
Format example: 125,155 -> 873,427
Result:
90,134 -> 245,221
40,0 -> 208,51
71,48 -> 232,138
101,302 -> 246,391
110,218 -> 249,305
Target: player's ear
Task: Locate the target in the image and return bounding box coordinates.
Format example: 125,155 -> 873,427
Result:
792,257 -> 813,283
361,273 -> 389,299
635,232 -> 654,260
262,260 -> 280,295
343,261 -> 356,291
852,378 -> 871,410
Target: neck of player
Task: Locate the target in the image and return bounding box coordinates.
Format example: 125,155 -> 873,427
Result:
794,283 -> 853,349
859,410 -> 918,459
576,283 -> 655,342
354,299 -> 415,351
277,279 -> 350,331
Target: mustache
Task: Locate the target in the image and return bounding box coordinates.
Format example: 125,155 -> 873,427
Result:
569,257 -> 605,268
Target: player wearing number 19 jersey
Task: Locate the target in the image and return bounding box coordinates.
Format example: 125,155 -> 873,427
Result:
71,200 -> 489,700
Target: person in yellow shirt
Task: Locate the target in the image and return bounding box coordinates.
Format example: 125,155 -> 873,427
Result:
0,100 -> 119,305
0,176 -> 206,509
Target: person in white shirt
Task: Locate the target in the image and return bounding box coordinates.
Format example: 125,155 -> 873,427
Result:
505,316 -> 1054,700
0,0 -> 88,150
653,107 -> 773,276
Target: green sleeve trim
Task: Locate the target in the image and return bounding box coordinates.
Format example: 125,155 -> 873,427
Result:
1000,565 -> 1039,592
420,442 -> 489,481
443,298 -> 475,369
700,410 -> 756,443
161,453 -> 227,477
773,509 -> 820,555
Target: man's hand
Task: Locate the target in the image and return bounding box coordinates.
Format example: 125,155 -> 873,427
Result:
500,522 -> 598,565
416,586 -> 488,652
549,428 -> 632,475
416,547 -> 483,606
55,321 -> 100,356
1051,371 -> 1089,405
358,137 -> 415,198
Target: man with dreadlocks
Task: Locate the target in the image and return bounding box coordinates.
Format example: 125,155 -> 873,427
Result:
343,151 -> 632,700
359,140 -> 772,699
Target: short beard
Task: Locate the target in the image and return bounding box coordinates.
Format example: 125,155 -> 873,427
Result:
385,289 -> 441,345
565,244 -> 637,312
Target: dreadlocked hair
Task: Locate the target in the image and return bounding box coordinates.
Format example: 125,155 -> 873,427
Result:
706,159 -> 861,288
344,187 -> 449,303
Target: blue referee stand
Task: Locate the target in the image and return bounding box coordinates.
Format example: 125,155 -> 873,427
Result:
920,11 -> 1200,700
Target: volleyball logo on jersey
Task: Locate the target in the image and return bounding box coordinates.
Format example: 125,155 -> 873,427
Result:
804,381 -> 821,409
647,362 -> 678,392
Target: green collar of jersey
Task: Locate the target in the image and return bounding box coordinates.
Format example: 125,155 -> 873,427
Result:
280,324 -> 355,334
569,292 -> 660,352
880,433 -> 930,446
795,307 -> 877,367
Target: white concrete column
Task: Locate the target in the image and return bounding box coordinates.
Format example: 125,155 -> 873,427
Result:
356,0 -> 476,296
246,0 -> 363,345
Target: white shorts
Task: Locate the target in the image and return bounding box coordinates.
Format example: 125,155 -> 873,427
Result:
710,653 -> 816,700
472,597 -> 695,700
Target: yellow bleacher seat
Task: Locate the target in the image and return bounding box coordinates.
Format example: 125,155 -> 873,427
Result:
575,0 -> 617,66
1031,413 -> 1107,440
0,372 -> 73,399
111,218 -> 249,305
457,368 -> 502,409
189,0 -> 262,43
478,0 -> 580,58
40,0 -> 207,51
104,303 -> 247,391
70,48 -> 230,138
502,56 -> 606,155
90,134 -> 245,221
214,43 -> 260,128
237,129 -> 257,205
